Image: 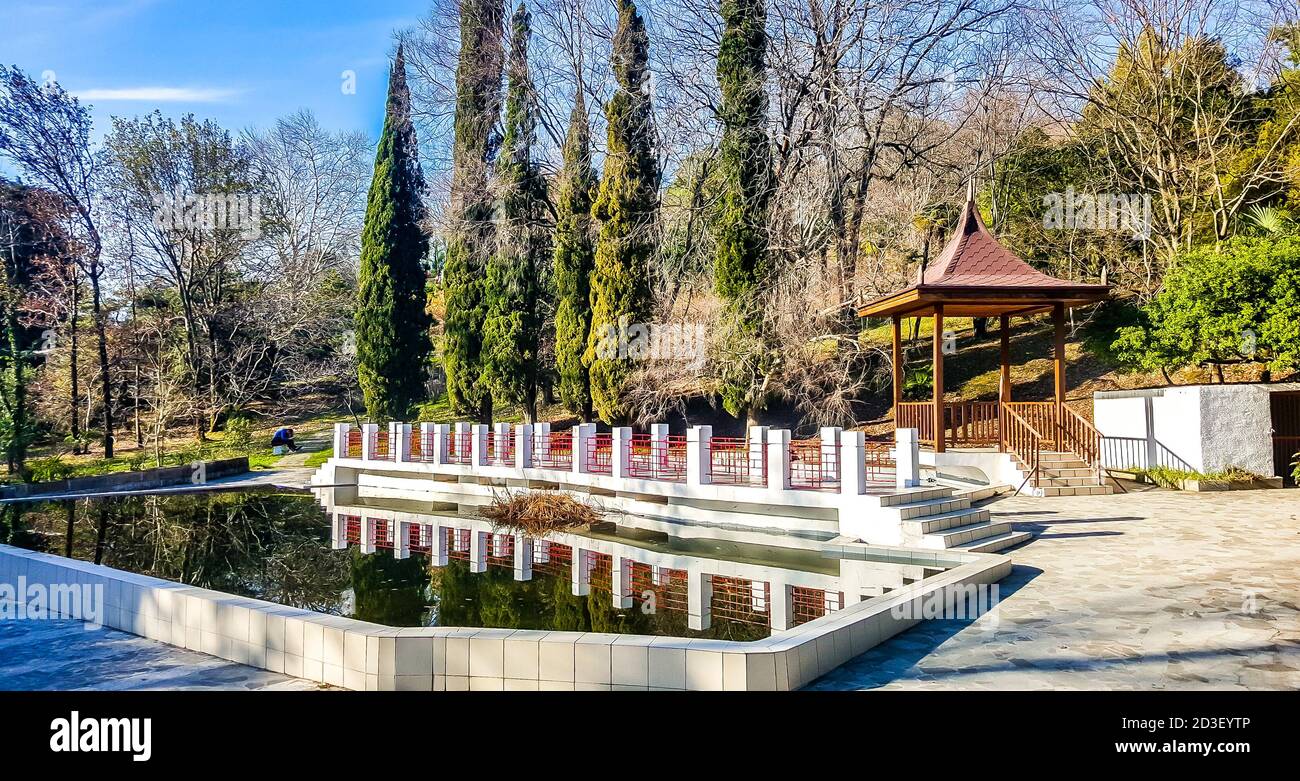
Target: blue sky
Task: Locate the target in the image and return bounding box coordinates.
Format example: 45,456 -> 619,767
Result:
4,0 -> 431,140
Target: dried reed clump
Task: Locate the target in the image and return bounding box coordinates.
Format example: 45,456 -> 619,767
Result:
479,491 -> 602,535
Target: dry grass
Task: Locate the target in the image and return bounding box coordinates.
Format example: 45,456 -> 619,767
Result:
479,491 -> 603,536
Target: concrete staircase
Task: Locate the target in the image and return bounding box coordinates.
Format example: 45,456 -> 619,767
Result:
1010,451 -> 1114,497
881,485 -> 1031,553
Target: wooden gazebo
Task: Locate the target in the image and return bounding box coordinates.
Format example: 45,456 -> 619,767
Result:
858,196 -> 1109,459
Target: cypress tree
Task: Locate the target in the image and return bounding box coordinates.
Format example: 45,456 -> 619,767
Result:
355,46 -> 431,422
553,90 -> 597,421
714,0 -> 773,423
585,0 -> 658,423
444,0 -> 505,421
482,4 -> 550,422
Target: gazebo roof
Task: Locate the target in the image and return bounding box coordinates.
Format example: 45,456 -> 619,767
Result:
858,198 -> 1110,319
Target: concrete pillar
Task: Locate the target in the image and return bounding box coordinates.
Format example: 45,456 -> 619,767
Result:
469,530 -> 487,573
688,569 -> 712,631
428,423 -> 448,465
687,425 -> 713,486
512,535 -> 533,581
471,424 -> 490,467
571,549 -> 591,596
533,540 -> 551,564
516,424 -> 533,469
767,429 -> 792,491
572,423 -> 596,475
748,426 -> 768,481
432,526 -> 449,567
612,555 -> 633,609
839,429 -> 867,496
395,521 -> 411,560
612,426 -> 633,479
394,423 -> 412,463
360,423 -> 379,461
333,423 -> 350,459
769,581 -> 794,631
360,516 -> 375,554
819,426 -> 843,484
895,428 -> 921,488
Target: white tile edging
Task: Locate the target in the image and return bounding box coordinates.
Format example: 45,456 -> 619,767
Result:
0,543 -> 1010,691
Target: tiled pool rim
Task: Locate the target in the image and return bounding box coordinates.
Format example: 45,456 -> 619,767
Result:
0,542 -> 1010,691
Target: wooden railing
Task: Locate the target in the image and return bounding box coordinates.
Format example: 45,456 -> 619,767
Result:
896,401 -> 1000,447
896,402 -> 934,442
1000,404 -> 1041,493
1058,405 -> 1101,476
1002,402 -> 1057,449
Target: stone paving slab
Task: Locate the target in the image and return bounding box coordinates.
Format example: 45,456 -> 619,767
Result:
0,614 -> 326,691
809,486 -> 1300,690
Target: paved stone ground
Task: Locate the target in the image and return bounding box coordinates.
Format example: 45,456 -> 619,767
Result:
0,614 -> 326,691
810,486 -> 1300,690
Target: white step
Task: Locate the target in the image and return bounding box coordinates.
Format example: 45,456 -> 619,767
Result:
889,496 -> 971,519
921,519 -> 1012,549
903,507 -> 991,535
955,529 -> 1033,553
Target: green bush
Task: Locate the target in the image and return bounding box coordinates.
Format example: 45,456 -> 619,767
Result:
224,415 -> 255,455
25,457 -> 76,483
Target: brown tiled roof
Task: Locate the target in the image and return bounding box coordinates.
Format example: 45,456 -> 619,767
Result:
922,199 -> 1081,289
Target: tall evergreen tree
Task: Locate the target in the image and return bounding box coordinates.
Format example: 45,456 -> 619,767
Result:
482,4 -> 550,422
553,90 -> 597,421
714,0 -> 773,424
355,46 -> 431,421
585,0 -> 658,423
444,0 -> 505,421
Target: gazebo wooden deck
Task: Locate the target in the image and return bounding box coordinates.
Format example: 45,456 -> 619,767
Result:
858,195 -> 1113,494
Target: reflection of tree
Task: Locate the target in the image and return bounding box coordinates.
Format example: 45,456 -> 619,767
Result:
350,549 -> 430,626
0,502 -> 44,552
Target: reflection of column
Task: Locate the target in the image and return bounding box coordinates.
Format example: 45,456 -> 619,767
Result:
769,581 -> 793,631
687,425 -> 713,486
513,536 -> 533,581
516,424 -> 533,469
471,424 -> 490,467
333,423 -> 350,458
469,530 -> 487,573
331,513 -> 347,550
612,556 -> 633,609
432,526 -> 449,567
611,427 -> 632,479
767,429 -> 792,491
688,569 -> 712,631
840,430 -> 866,495
360,517 -> 376,554
533,539 -> 551,564
360,423 -> 378,460
571,549 -> 591,596
394,423 -> 412,463
395,521 -> 411,560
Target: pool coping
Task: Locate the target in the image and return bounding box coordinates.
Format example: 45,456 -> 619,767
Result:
0,541 -> 1010,691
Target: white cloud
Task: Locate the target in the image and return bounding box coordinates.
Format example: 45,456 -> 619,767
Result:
73,86 -> 243,103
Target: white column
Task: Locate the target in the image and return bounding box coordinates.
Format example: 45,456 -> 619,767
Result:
331,513 -> 347,550
895,428 -> 921,488
769,581 -> 794,631
471,424 -> 489,467
571,549 -> 591,596
612,555 -> 633,609
394,423 -> 412,463
748,426 -> 768,480
513,535 -> 533,581
469,530 -> 487,573
688,568 -> 712,631
432,525 -> 449,567
429,423 -> 449,465
494,422 -> 511,464
360,516 -> 375,554
454,421 -> 471,463
611,426 -> 633,479
395,521 -> 411,560
840,429 -> 867,496
515,424 -> 533,469
767,429 -> 792,491
360,423 -> 378,461
417,422 -> 434,464
333,423 -> 350,458
819,426 -> 843,484
572,423 -> 596,475
687,425 -> 713,486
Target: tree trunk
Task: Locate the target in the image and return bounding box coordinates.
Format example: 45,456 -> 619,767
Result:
90,270 -> 114,458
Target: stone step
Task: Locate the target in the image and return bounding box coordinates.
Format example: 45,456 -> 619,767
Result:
1039,466 -> 1096,478
955,529 -> 1034,554
920,519 -> 1012,549
876,486 -> 954,507
1034,475 -> 1102,487
903,506 -> 991,535
889,495 -> 971,519
1039,484 -> 1114,497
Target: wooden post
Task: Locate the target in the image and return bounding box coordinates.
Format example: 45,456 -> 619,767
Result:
999,314 -> 1010,452
933,304 -> 945,454
1053,302 -> 1066,446
891,315 -> 903,410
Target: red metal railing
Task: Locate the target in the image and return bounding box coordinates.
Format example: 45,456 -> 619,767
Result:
629,563 -> 689,614
408,524 -> 432,555
708,436 -> 767,485
627,433 -> 686,482
709,576 -> 770,627
447,430 -> 472,465
417,426 -> 438,462
864,440 -> 895,482
370,518 -> 394,550
532,430 -> 573,470
585,551 -> 613,592
445,528 -> 471,561
789,438 -> 840,491
346,428 -> 362,458
486,533 -> 514,568
531,541 -> 572,578
368,428 -> 393,460
791,586 -> 844,627
408,427 -> 422,460
585,433 -> 613,475
487,430 -> 515,466
343,515 -> 361,546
